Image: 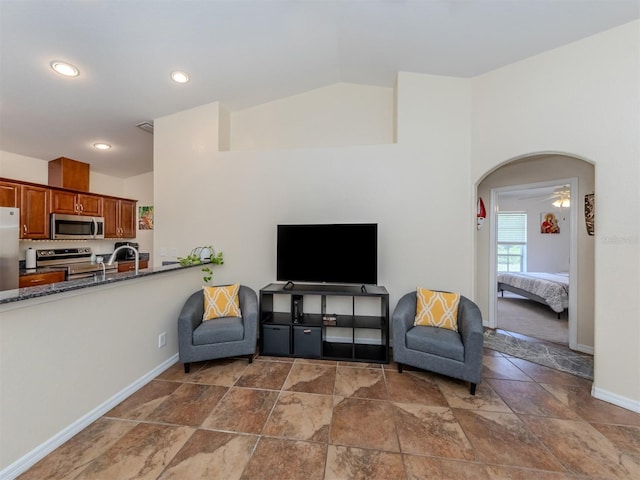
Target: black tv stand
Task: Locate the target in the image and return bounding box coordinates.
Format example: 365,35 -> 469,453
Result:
259,282 -> 389,363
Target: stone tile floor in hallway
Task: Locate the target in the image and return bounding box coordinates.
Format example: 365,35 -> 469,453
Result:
19,349 -> 640,480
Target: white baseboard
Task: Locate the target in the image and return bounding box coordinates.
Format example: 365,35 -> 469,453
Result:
592,385 -> 640,414
0,354 -> 179,480
574,343 -> 594,355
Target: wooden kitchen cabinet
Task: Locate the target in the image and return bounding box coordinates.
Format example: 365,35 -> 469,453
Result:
48,157 -> 90,192
0,180 -> 49,239
19,270 -> 65,288
1,176 -> 137,239
117,259 -> 149,272
104,197 -> 137,238
50,189 -> 103,216
0,180 -> 21,207
21,184 -> 50,239
119,199 -> 136,237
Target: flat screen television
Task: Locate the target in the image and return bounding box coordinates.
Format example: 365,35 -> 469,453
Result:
277,223 -> 377,285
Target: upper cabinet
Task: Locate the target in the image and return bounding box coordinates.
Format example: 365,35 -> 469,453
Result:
119,199 -> 136,238
1,177 -> 136,239
20,184 -> 50,239
0,180 -> 21,208
104,197 -> 136,238
0,180 -> 49,239
50,189 -> 103,216
48,157 -> 90,192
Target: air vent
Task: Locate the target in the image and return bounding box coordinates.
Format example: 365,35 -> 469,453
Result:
136,121 -> 154,134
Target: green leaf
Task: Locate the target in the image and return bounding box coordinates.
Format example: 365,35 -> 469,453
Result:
179,246 -> 224,283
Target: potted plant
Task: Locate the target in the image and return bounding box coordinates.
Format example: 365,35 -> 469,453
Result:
177,246 -> 224,283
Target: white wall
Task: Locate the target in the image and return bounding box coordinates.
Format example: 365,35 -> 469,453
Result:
0,151 -> 125,198
154,78 -> 473,309
0,267 -> 204,472
124,171 -> 154,264
230,83 -> 394,151
472,21 -> 639,406
0,151 -> 50,184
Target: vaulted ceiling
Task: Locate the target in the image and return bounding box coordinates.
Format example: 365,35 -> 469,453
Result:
1,0 -> 638,178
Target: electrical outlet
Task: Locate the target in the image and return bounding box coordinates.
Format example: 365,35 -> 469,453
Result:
171,247 -> 177,257
158,332 -> 167,348
160,248 -> 166,257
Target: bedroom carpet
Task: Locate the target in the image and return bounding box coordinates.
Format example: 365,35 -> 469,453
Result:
497,292 -> 568,345
484,329 -> 593,380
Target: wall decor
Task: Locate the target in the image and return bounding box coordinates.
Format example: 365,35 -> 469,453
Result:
541,212 -> 560,234
585,193 -> 594,236
477,197 -> 486,230
138,205 -> 154,230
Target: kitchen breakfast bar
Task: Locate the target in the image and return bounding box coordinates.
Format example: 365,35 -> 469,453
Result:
1,262 -> 187,305
0,263 -> 205,477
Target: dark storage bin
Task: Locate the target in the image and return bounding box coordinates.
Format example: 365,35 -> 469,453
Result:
262,324 -> 290,356
293,325 -> 322,357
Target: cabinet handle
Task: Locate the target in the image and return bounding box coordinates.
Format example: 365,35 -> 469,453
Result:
303,329 -> 311,334
23,225 -> 27,233
29,278 -> 45,284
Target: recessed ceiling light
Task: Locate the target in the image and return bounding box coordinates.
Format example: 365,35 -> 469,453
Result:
171,71 -> 190,84
50,61 -> 79,77
93,143 -> 111,150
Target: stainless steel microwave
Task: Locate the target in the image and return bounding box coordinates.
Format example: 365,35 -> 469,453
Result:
51,213 -> 105,240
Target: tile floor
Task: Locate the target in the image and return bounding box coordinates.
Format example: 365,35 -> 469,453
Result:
18,350 -> 640,480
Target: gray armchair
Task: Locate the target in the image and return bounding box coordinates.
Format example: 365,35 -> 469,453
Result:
392,292 -> 483,394
178,285 -> 258,373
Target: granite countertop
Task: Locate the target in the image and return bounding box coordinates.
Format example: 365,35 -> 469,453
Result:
1,261 -> 198,305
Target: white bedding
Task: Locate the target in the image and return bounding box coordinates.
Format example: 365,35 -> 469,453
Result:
497,272 -> 569,313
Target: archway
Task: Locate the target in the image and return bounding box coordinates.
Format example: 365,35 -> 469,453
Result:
475,153 -> 595,354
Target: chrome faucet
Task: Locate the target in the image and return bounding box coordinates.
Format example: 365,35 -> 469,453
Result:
97,258 -> 106,280
107,245 -> 139,275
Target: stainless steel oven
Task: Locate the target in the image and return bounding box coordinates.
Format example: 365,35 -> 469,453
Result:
51,213 -> 105,240
36,247 -> 118,279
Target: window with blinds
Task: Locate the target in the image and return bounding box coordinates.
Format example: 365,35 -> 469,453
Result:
497,212 -> 527,272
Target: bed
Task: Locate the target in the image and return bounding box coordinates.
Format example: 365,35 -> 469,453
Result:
497,272 -> 569,315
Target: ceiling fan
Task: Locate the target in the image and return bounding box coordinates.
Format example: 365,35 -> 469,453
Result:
518,185 -> 571,207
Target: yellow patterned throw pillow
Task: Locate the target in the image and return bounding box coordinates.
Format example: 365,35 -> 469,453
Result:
202,284 -> 241,321
414,287 -> 460,332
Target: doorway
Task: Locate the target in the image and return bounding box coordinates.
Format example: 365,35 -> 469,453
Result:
492,179 -> 575,346
476,153 -> 595,354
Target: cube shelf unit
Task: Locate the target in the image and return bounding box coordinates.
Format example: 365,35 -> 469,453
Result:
259,282 -> 390,363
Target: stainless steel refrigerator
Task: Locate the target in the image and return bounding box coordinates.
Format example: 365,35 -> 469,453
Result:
0,207 -> 19,291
